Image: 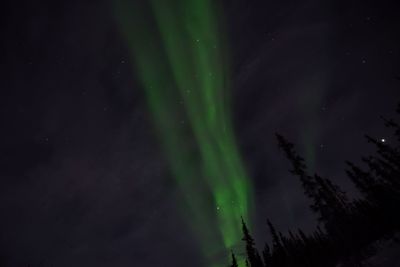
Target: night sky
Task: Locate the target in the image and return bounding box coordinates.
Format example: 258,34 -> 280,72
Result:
1,0 -> 400,266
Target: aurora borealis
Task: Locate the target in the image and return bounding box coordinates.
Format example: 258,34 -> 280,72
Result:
115,0 -> 253,265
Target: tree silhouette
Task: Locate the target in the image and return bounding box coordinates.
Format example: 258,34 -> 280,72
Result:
242,219 -> 264,267
230,251 -> 239,267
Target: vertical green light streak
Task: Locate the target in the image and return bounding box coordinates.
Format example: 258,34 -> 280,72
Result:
115,1 -> 253,266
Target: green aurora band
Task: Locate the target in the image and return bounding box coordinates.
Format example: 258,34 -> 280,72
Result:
115,1 -> 253,265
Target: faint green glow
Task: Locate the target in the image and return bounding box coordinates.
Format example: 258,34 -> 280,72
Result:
298,75 -> 326,172
115,0 -> 253,266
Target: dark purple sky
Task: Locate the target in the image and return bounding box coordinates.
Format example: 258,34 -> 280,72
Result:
1,0 -> 399,266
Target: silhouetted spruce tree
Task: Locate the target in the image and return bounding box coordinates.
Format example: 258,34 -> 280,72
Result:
242,219 -> 264,267
345,161 -> 377,202
266,220 -> 287,267
275,134 -> 318,202
345,104 -> 400,237
267,220 -> 283,252
230,251 -> 239,267
344,164 -> 378,244
276,134 -> 351,238
262,244 -> 272,267
313,174 -> 353,242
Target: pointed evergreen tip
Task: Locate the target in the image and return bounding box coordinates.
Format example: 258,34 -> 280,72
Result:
241,216 -> 248,227
266,219 -> 274,228
275,133 -> 285,143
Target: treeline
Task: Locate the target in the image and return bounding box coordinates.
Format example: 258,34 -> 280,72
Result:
232,103 -> 400,267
